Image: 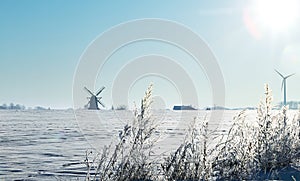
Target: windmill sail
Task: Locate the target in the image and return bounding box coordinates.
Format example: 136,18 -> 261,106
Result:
84,87 -> 94,96
96,86 -> 105,96
97,99 -> 105,108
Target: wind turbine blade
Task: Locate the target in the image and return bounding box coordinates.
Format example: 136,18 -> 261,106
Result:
285,73 -> 295,79
275,69 -> 284,78
96,86 -> 105,96
98,100 -> 105,107
84,87 -> 94,96
281,80 -> 284,92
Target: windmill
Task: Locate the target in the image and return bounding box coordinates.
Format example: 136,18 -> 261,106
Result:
275,69 -> 295,106
84,86 -> 105,110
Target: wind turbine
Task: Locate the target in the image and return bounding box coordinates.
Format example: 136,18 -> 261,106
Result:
84,86 -> 105,110
275,69 -> 295,106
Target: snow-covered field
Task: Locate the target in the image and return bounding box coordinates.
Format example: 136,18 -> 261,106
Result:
0,109 -> 298,180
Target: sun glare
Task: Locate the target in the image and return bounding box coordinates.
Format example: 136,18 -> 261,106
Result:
252,0 -> 299,32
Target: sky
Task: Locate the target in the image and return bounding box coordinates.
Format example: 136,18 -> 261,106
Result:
0,0 -> 300,109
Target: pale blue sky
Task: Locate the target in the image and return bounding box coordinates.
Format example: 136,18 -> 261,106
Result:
0,0 -> 299,109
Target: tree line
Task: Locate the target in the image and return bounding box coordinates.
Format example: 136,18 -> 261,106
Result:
0,103 -> 26,110
0,103 -> 49,110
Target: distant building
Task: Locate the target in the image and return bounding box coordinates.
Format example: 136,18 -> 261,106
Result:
173,105 -> 197,110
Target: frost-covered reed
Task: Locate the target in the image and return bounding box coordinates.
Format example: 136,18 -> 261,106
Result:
161,117 -> 213,180
212,84 -> 300,180
84,83 -> 159,181
84,84 -> 299,180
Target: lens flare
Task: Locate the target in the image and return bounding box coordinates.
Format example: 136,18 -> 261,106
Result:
253,0 -> 299,32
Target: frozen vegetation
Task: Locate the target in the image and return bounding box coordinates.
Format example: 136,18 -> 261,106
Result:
84,84 -> 300,180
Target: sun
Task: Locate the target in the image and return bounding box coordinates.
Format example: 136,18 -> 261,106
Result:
252,0 -> 300,33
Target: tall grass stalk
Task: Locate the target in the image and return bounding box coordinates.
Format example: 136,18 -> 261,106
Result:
212,84 -> 300,180
161,117 -> 214,180
84,84 -> 299,180
84,83 -> 158,181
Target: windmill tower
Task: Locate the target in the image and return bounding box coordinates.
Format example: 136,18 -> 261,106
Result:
275,70 -> 295,106
84,86 -> 105,110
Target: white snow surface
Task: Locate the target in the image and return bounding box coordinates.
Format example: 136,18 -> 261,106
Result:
0,109 -> 297,180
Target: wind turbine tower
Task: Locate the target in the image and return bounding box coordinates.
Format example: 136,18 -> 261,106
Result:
275,70 -> 295,106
